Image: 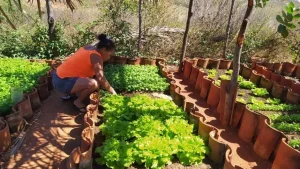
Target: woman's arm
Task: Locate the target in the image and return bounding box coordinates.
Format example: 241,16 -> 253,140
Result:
90,53 -> 116,94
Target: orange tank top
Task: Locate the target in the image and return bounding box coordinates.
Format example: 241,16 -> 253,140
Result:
57,47 -> 101,78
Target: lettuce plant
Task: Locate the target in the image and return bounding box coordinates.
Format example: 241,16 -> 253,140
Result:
239,80 -> 256,89
251,88 -> 269,97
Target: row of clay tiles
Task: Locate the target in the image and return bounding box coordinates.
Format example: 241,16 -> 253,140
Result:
66,92 -> 99,169
0,59 -> 56,154
251,60 -> 300,79
157,59 -> 300,169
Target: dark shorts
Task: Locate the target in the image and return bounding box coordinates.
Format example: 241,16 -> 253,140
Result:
52,71 -> 78,94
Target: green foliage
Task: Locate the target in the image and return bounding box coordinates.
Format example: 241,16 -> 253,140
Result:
96,94 -> 209,168
255,0 -> 269,8
250,97 -> 264,105
225,69 -> 233,75
251,88 -> 269,97
104,65 -> 169,92
31,24 -> 69,59
219,74 -> 231,80
271,122 -> 300,133
237,98 -> 246,104
266,98 -> 281,105
238,75 -> 244,82
239,80 -> 256,89
276,2 -> 300,38
0,23 -> 69,59
0,57 -> 50,115
208,69 -> 217,79
289,139 -> 300,149
269,114 -> 300,123
248,102 -> 300,112
214,80 -> 221,87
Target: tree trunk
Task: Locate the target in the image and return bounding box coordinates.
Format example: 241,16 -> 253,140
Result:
37,0 -> 42,19
46,0 -> 55,40
179,0 -> 194,71
0,6 -> 16,30
138,0 -> 142,53
223,0 -> 254,126
222,0 -> 235,58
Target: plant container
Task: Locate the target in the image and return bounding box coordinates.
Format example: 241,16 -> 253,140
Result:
217,80 -> 231,116
188,66 -> 199,85
183,60 -> 193,79
206,59 -> 220,69
5,111 -> 24,133
280,76 -> 293,88
200,76 -> 212,100
295,65 -> 300,79
259,76 -> 273,92
170,81 -> 177,99
37,79 -> 50,101
273,62 -> 282,74
255,64 -> 264,74
207,82 -> 220,107
271,138 -> 300,169
191,58 -> 198,67
105,56 -> 116,65
26,88 -> 42,111
45,60 -> 55,66
230,101 -> 246,128
0,120 -> 11,152
271,83 -> 285,99
195,70 -> 206,91
291,82 -> 300,95
271,72 -> 281,83
253,119 -> 282,160
155,58 -> 165,66
114,56 -> 127,65
250,70 -> 261,85
285,89 -> 300,104
261,67 -> 271,80
241,65 -> 252,79
174,87 -> 184,107
208,129 -> 227,163
238,106 -> 260,143
282,62 -> 296,76
13,98 -> 33,120
198,116 -> 213,143
263,62 -> 274,70
197,58 -> 209,69
143,58 -> 156,66
219,59 -> 232,69
127,57 -> 141,65
189,110 -> 201,132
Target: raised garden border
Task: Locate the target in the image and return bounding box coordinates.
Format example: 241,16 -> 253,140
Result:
163,59 -> 300,169
0,59 -> 55,154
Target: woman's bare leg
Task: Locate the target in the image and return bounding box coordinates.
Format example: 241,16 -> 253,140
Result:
69,78 -> 98,111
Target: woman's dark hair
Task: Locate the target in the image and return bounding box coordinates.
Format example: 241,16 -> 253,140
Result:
96,34 -> 116,51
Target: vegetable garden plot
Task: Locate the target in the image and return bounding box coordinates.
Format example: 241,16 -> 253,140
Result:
0,58 -> 50,115
95,94 -> 210,169
204,68 -> 300,151
104,65 -> 169,92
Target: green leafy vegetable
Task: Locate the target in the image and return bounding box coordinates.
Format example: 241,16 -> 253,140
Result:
104,65 -> 169,92
251,88 -> 269,97
0,58 -> 50,115
219,75 -> 231,80
289,139 -> 300,149
237,98 -> 247,104
208,69 -> 217,79
266,98 -> 281,105
239,80 -> 256,89
96,94 -> 209,168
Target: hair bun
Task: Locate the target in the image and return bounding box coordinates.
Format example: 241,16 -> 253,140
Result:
97,34 -> 107,41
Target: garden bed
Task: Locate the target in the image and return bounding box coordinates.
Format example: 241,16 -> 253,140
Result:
201,67 -> 300,151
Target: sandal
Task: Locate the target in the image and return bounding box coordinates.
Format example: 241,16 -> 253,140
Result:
73,104 -> 87,113
61,94 -> 77,100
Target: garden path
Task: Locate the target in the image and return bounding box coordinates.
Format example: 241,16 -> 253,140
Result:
6,91 -> 84,169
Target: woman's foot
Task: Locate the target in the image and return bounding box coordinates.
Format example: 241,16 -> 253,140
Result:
73,99 -> 87,113
61,94 -> 77,100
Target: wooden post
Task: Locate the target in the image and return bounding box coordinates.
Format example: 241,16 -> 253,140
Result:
37,0 -> 42,19
179,0 -> 194,70
46,0 -> 55,40
223,0 -> 254,126
0,6 -> 16,30
138,0 -> 142,52
223,0 -> 235,58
